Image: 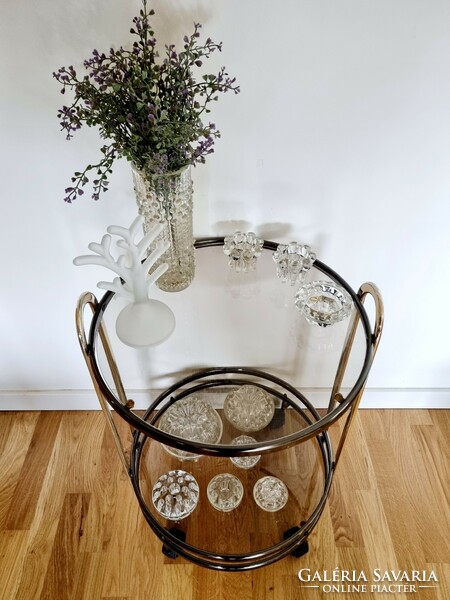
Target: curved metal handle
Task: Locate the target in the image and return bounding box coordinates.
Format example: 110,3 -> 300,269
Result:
358,282 -> 384,359
75,291 -> 98,359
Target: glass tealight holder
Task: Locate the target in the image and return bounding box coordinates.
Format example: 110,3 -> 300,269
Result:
273,242 -> 316,286
152,469 -> 199,520
295,280 -> 353,327
223,231 -> 263,273
207,473 -> 244,512
253,476 -> 288,512
223,385 -> 275,433
230,435 -> 261,470
157,397 -> 223,461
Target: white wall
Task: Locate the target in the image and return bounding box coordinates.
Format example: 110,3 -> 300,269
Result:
1,0 -> 449,409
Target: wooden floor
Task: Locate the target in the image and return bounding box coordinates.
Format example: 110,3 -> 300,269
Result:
0,409 -> 448,599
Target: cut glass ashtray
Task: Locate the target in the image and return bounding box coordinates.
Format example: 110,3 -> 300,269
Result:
152,469 -> 199,521
230,435 -> 261,469
157,397 -> 223,460
253,476 -> 288,512
224,385 -> 275,432
295,280 -> 353,327
207,473 -> 244,512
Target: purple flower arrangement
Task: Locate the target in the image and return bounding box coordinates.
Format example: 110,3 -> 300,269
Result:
53,1 -> 240,203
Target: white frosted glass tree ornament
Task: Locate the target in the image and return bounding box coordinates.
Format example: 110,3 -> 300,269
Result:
74,216 -> 176,347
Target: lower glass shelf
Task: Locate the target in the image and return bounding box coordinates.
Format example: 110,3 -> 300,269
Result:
131,405 -> 333,570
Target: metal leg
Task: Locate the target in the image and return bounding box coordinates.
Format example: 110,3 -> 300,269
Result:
335,283 -> 384,467
333,282 -> 384,468
75,292 -> 133,478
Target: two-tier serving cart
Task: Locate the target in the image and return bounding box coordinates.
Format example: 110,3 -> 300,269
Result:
76,237 -> 383,571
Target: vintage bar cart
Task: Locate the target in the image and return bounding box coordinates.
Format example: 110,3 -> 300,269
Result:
76,237 -> 383,571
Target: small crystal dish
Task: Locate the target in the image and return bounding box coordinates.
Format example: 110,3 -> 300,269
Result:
253,476 -> 288,512
157,397 -> 223,460
230,435 -> 261,469
224,385 -> 275,433
152,469 -> 199,520
207,473 -> 244,512
295,280 -> 353,327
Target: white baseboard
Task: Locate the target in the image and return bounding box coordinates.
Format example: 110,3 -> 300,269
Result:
0,388 -> 448,411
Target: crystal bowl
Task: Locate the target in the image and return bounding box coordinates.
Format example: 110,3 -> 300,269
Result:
223,385 -> 275,432
157,397 -> 223,460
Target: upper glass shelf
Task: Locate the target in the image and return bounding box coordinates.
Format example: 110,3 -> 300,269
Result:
90,239 -> 372,453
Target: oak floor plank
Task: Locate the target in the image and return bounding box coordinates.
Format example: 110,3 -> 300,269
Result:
427,563 -> 450,600
99,482 -> 142,598
0,530 -> 30,600
391,419 -> 448,563
5,412 -> 62,531
0,412 -> 39,529
356,488 -> 405,575
71,550 -> 109,600
60,411 -> 106,494
13,413 -> 85,599
40,493 -> 91,600
367,439 -> 428,568
0,410 -> 448,599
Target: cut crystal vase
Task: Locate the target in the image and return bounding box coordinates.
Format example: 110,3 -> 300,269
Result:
132,164 -> 195,292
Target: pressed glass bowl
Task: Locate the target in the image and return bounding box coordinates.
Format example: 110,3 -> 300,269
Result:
253,476 -> 288,512
223,385 -> 275,432
295,280 -> 352,327
207,473 -> 244,512
152,469 -> 200,520
158,397 -> 223,460
230,435 -> 261,469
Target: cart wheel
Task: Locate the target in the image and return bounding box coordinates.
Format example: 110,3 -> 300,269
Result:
283,523 -> 309,558
162,527 -> 186,559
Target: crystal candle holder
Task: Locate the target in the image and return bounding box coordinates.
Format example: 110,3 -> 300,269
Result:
224,385 -> 275,433
295,280 -> 353,327
272,242 -> 316,286
152,470 -> 199,520
223,231 -> 263,273
157,397 -> 223,461
207,473 -> 244,512
253,476 -> 288,512
230,435 -> 261,469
